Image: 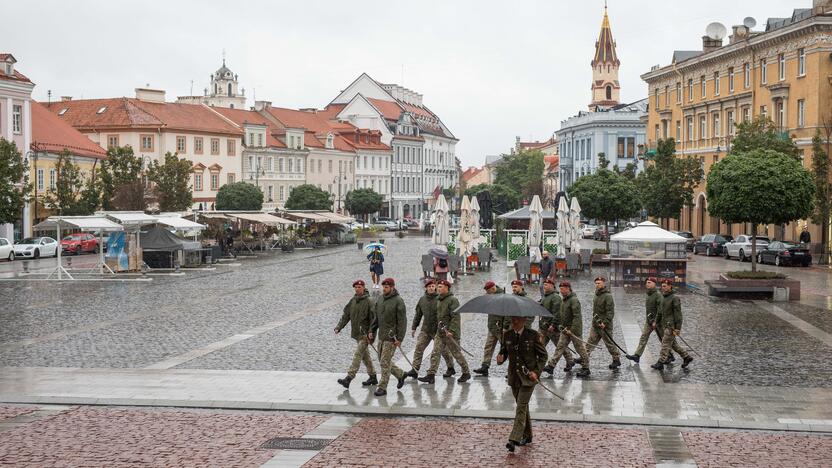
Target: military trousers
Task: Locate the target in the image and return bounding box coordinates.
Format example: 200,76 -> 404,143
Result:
658,328 -> 689,363
509,383 -> 535,442
551,333 -> 588,369
541,329 -> 573,367
428,332 -> 470,374
586,326 -> 620,359
377,340 -> 404,388
634,323 -> 683,357
480,330 -> 502,367
412,330 -> 451,372
347,336 -> 376,378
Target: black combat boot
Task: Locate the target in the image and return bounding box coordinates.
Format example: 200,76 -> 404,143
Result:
361,375 -> 378,386
442,367 -> 456,378
396,373 -> 406,389
457,372 -> 471,383
473,365 -> 489,375
626,354 -> 640,363
576,368 -> 590,378
564,362 -> 575,372
373,387 -> 387,396
506,441 -> 517,453
517,437 -> 532,446
337,376 -> 352,388
418,373 -> 435,384
404,369 -> 418,379
542,365 -> 555,376
668,353 -> 676,362
609,358 -> 622,369
681,356 -> 693,368
574,357 -> 583,365
651,361 -> 664,370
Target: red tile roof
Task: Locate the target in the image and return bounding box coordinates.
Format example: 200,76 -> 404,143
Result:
211,107 -> 287,148
366,98 -> 405,121
0,54 -> 32,84
46,98 -> 242,136
30,101 -> 106,159
462,167 -> 483,182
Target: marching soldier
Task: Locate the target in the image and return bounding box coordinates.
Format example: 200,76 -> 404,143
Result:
652,279 -> 694,370
405,280 -> 452,380
334,280 -> 377,388
496,315 -> 548,452
419,279 -> 472,384
550,281 -> 590,378
510,280 -> 535,328
583,276 -> 621,369
368,278 -> 407,396
626,277 -> 678,364
473,281 -> 505,377
539,278 -> 574,375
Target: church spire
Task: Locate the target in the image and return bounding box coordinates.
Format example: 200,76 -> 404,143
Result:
589,2 -> 621,111
592,3 -> 619,67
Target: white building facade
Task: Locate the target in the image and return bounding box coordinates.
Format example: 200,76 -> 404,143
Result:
0,54 -> 34,239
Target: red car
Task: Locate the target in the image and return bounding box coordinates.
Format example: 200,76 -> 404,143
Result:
61,233 -> 99,255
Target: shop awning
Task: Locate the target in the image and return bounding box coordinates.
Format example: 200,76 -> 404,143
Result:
281,211 -> 332,222
200,213 -> 229,220
34,216 -> 124,232
315,212 -> 355,223
155,215 -> 206,231
100,211 -> 159,227
230,213 -> 295,226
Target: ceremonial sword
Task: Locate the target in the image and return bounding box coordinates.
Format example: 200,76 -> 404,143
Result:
674,333 -> 703,358
601,327 -> 631,356
439,323 -> 475,357
389,330 -> 414,367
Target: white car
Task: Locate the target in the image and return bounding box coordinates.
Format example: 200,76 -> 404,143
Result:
724,235 -> 770,262
13,237 -> 59,259
0,237 -> 14,261
581,225 -> 599,239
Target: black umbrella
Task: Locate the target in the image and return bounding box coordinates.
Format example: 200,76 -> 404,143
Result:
428,246 -> 449,259
457,293 -> 550,317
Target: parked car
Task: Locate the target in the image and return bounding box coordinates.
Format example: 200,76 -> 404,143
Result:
592,225 -> 618,241
0,237 -> 14,261
13,237 -> 59,259
371,219 -> 398,231
672,231 -> 696,251
581,225 -> 599,239
757,241 -> 812,267
724,235 -> 770,262
61,233 -> 99,255
693,234 -> 733,256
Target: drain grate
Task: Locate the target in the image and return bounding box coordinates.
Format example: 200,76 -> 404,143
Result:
259,437 -> 332,451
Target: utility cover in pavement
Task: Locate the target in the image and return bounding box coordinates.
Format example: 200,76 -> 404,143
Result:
260,437 -> 331,450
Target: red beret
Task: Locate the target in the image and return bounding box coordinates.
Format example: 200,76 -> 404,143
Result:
646,277 -> 658,284
352,280 -> 365,287
543,278 -> 556,286
424,279 -> 436,287
594,276 -> 607,282
511,280 -> 523,287
437,279 -> 452,288
381,278 -> 395,286
483,281 -> 496,290
559,281 -> 572,288
660,278 -> 674,285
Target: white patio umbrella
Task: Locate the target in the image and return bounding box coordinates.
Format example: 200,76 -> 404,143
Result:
528,195 -> 544,263
556,196 -> 571,257
457,196 -> 473,274
432,194 -> 450,246
569,197 -> 582,252
469,195 -> 482,249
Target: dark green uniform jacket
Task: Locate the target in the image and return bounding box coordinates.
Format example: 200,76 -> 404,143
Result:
371,289 -> 407,342
592,287 -> 615,328
436,292 -> 462,338
412,292 -> 439,335
539,290 -> 562,332
645,288 -> 662,324
336,292 -> 373,339
560,292 -> 583,337
499,327 -> 548,387
656,290 -> 683,331
486,286 -> 506,335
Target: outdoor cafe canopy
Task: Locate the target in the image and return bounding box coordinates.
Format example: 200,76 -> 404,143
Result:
155,214 -> 207,231
228,212 -> 295,227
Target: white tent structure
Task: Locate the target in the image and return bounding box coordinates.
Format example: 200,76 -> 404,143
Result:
155,213 -> 207,231
432,195 -> 450,246
555,196 -> 570,257
528,195 -> 544,263
469,195 -> 482,249
610,221 -> 687,259
34,216 -> 124,279
569,197 -> 582,253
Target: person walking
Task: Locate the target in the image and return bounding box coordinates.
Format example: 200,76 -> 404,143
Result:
652,279 -> 694,370
538,251 -> 554,296
509,280 -> 535,329
334,280 -> 377,388
419,279 -> 471,384
550,281 -> 590,378
473,281 -> 506,377
539,278 -> 574,375
368,278 -> 407,396
405,280 -> 452,380
800,226 -> 811,249
367,246 -> 385,289
496,315 -> 548,452
580,276 -> 621,369
626,277 -> 680,364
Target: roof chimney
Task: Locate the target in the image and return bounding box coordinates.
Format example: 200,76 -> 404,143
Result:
254,100 -> 271,111
61,96 -> 72,102
135,88 -> 166,103
702,36 -> 723,53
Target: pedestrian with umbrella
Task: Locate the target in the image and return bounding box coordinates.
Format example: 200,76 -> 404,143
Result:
429,246 -> 450,281
366,243 -> 385,289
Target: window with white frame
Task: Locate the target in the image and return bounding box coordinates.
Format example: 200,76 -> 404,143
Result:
798,99 -> 806,128
279,186 -> 285,201
760,58 -> 767,84
727,110 -> 735,136
210,173 -> 219,191
37,169 -> 44,191
714,72 -> 720,95
743,63 -> 750,88
268,157 -> 274,172
699,115 -> 707,140
676,121 -> 681,142
712,113 -> 721,138
297,159 -> 302,173
49,168 -> 56,190
728,67 -> 734,93
12,105 -> 21,134
798,48 -> 806,76
267,185 -> 273,201
288,158 -> 293,173
688,79 -> 694,101
194,173 -> 203,191
700,76 -> 706,99
778,53 -> 786,80
676,82 -> 681,103
176,136 -> 186,153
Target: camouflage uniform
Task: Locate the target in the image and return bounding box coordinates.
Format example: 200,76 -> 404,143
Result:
539,290 -> 573,367
633,287 -> 673,357
411,292 -> 452,371
370,289 -> 407,387
429,292 -> 470,374
586,286 -> 619,359
498,327 -> 548,443
551,292 -> 589,368
480,286 -> 506,368
656,289 -> 689,362
335,291 -> 376,378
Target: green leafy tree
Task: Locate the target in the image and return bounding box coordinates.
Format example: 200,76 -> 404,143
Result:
730,116 -> 800,159
0,139 -> 29,225
215,182 -> 264,211
636,140 -> 703,227
147,152 -> 193,212
345,188 -> 383,222
810,130 -> 830,265
284,184 -> 331,210
707,149 -> 815,271
464,183 -> 521,215
99,145 -> 145,211
568,154 -> 641,249
494,149 -> 546,204
42,149 -> 97,216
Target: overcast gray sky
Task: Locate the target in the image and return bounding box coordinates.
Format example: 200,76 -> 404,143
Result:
4,0 -> 799,167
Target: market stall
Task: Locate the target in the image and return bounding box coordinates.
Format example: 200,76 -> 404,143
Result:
33,216 -> 124,279
609,221 -> 688,287
100,211 -> 159,272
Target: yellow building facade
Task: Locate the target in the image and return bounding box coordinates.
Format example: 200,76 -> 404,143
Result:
641,4 -> 832,247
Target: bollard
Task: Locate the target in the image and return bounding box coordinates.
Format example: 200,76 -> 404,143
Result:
22,261 -> 29,274
66,257 -> 72,268
174,260 -> 180,273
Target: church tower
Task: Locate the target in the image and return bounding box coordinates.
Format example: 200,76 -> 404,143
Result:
589,4 -> 621,111
176,55 -> 246,109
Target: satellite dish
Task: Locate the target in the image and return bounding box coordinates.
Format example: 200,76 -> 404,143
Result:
743,17 -> 757,29
706,22 -> 728,40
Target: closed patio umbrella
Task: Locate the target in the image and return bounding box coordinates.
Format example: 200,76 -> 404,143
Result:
469,195 -> 482,249
569,197 -> 582,253
528,195 -> 544,263
556,196 -> 570,257
433,194 -> 450,246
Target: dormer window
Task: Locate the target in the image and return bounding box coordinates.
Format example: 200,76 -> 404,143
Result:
326,133 -> 334,149
4,64 -> 11,75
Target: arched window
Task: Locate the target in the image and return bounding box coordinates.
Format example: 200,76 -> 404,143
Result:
606,85 -> 612,100
214,84 -> 218,95
227,83 -> 232,97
